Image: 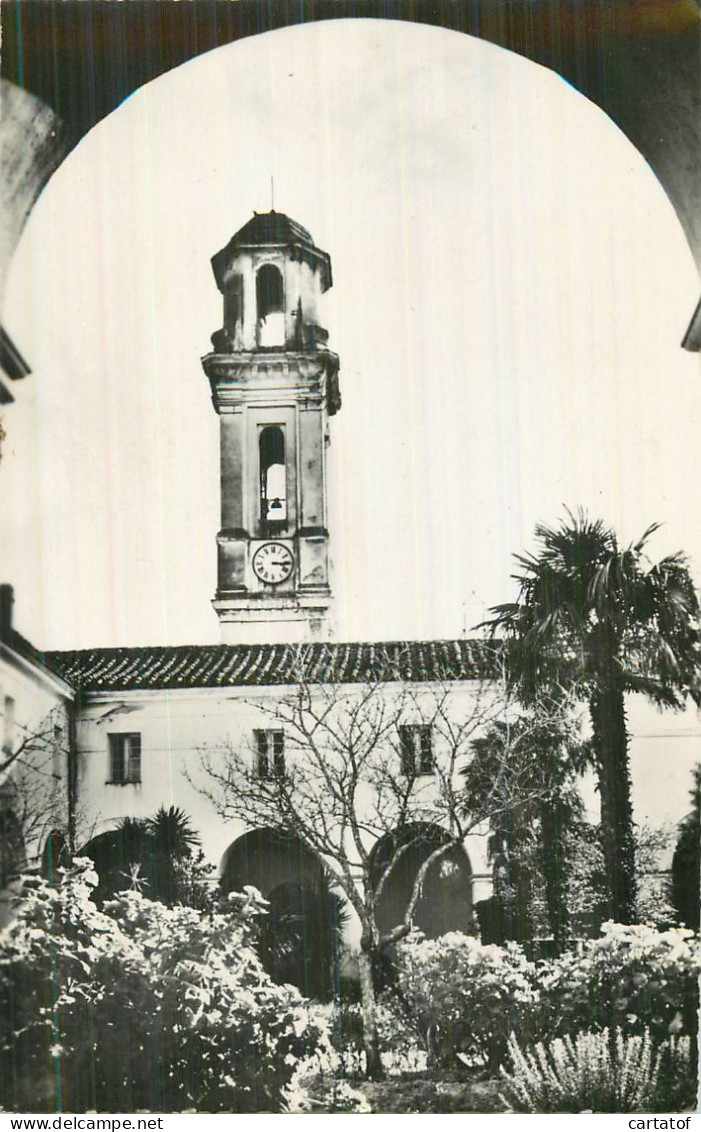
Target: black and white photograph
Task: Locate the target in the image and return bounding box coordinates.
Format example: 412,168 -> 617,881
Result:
1,0 -> 700,1117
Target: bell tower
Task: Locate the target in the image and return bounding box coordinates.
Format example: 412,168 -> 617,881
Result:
202,211 -> 341,643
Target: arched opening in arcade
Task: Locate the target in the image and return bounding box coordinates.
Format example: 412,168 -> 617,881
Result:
80,823 -> 155,905
41,829 -> 70,884
369,822 -> 474,942
220,827 -> 345,1000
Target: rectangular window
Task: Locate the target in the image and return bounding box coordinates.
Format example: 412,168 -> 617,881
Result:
2,696 -> 15,756
108,733 -> 141,784
255,729 -> 285,778
399,725 -> 434,776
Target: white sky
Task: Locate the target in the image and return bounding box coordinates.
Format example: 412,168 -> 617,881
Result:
2,18 -> 700,657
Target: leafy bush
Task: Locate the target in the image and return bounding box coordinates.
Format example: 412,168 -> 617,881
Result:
394,922 -> 699,1079
500,1028 -> 692,1113
536,922 -> 700,1046
0,861 -> 329,1113
396,931 -> 538,1069
374,992 -> 426,1070
559,821 -> 679,940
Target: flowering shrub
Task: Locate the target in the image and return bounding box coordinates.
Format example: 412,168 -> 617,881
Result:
500,1028 -> 692,1113
396,931 -> 538,1069
536,922 -> 701,1046
0,861 -> 329,1113
394,922 -> 699,1079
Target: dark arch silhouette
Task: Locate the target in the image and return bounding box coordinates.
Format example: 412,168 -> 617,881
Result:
3,4 -> 699,304
369,822 -> 474,940
221,828 -> 344,999
41,829 -> 70,883
80,822 -> 156,904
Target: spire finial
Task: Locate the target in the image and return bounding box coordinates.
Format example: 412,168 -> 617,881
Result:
270,175 -> 275,212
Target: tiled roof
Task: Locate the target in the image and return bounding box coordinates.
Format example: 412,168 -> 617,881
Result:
43,640 -> 499,693
1,625 -> 74,694
229,211 -> 315,250
2,625 -> 42,665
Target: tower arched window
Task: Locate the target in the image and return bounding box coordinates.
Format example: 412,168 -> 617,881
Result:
260,425 -> 287,531
256,264 -> 285,347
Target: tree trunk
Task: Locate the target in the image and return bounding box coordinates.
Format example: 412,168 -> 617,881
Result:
357,948 -> 384,1080
511,831 -> 536,945
589,681 -> 637,923
539,798 -> 569,952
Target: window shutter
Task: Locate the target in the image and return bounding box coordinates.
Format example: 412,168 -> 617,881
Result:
419,726 -> 433,773
109,735 -> 123,783
128,734 -> 142,783
272,731 -> 285,776
399,726 -> 415,776
255,730 -> 269,777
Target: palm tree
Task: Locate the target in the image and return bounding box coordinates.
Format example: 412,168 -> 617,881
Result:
84,808 -> 204,906
145,806 -> 201,905
483,512 -> 701,924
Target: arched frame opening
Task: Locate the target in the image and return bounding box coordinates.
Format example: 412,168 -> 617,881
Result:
4,20 -> 699,650
2,8 -> 698,354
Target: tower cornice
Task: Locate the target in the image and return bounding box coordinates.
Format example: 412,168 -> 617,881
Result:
202,349 -> 340,416
202,349 -> 338,382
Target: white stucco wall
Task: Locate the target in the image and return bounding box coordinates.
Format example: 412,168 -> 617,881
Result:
73,678 -> 494,910
0,638 -> 73,925
572,695 -> 700,846
0,642 -> 72,855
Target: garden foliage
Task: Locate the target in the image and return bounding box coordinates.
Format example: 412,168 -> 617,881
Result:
536,922 -> 701,1047
396,931 -> 538,1069
395,923 -> 699,1076
0,860 -> 329,1113
500,1028 -> 692,1113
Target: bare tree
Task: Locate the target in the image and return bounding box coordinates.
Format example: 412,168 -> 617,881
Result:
196,648 -> 576,1078
0,706 -> 74,884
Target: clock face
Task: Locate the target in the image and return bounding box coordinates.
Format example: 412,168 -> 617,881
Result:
252,542 -> 295,585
